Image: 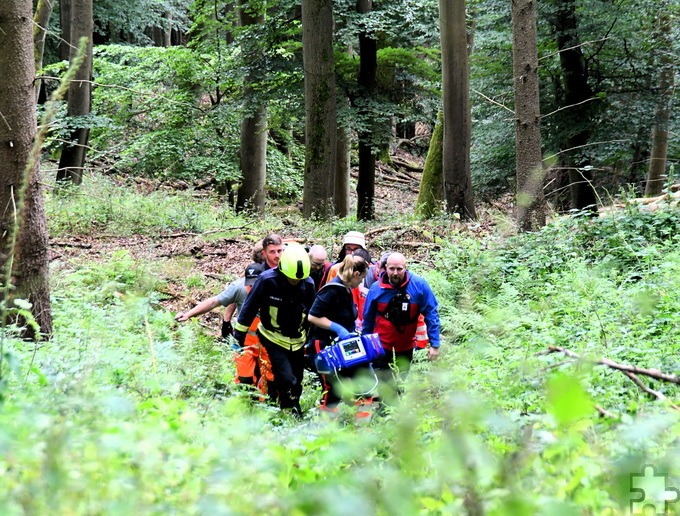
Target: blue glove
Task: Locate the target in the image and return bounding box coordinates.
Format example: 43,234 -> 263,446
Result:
329,322 -> 351,341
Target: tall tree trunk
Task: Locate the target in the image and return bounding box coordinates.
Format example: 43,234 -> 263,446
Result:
301,0 -> 337,219
335,102 -> 351,218
554,0 -> 597,212
397,120 -> 416,140
416,111 -> 444,218
236,1 -> 267,214
57,0 -> 92,184
151,26 -> 164,47
356,0 -> 377,221
645,2 -> 674,197
34,0 -> 54,100
0,0 -> 53,339
512,0 -> 545,231
629,126 -> 649,185
439,0 -> 476,220
163,11 -> 173,47
150,12 -> 173,48
59,0 -> 71,61
237,106 -> 268,212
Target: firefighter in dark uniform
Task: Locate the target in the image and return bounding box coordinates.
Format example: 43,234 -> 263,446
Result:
233,244 -> 316,417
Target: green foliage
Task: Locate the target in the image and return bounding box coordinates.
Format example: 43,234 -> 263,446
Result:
0,299 -> 42,341
4,198 -> 679,512
45,173 -> 245,236
43,42 -> 307,199
266,144 -> 305,202
469,0 -> 680,200
86,45 -> 242,183
332,2 -> 441,151
376,46 -> 440,121
93,0 -> 191,46
500,205 -> 680,279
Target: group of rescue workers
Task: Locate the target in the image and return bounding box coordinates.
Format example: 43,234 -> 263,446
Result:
175,231 -> 441,418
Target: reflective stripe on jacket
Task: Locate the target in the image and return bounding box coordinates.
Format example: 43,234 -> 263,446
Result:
235,268 -> 316,351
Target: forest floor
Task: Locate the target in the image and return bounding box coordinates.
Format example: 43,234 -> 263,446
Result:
48,148 -> 510,328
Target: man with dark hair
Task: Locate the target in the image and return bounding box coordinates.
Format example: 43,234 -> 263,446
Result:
261,234 -> 283,269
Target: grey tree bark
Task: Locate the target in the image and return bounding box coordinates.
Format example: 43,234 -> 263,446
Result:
301,0 -> 337,219
150,12 -> 173,47
439,0 -> 477,220
645,2 -> 674,197
236,0 -> 268,214
335,102 -> 351,218
0,0 -> 53,339
59,0 -> 71,61
356,0 -> 377,221
56,0 -> 93,184
553,0 -> 598,212
511,0 -> 546,231
33,0 -> 54,100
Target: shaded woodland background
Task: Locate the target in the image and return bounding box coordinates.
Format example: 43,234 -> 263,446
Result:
30,0 -> 678,214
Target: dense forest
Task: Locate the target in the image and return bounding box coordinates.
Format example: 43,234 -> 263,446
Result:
0,0 -> 678,513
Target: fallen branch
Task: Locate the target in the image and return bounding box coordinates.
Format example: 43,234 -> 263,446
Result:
631,190 -> 680,206
397,242 -> 441,248
377,167 -> 412,185
623,372 -> 680,411
543,345 -> 680,411
364,225 -> 405,239
50,241 -> 92,249
379,162 -> 421,183
156,290 -> 179,301
198,250 -> 234,257
205,273 -> 228,282
391,156 -> 423,173
395,168 -> 421,183
539,359 -> 577,372
159,226 -> 250,239
546,346 -> 679,384
352,168 -> 420,193
394,135 -> 430,150
594,404 -> 619,418
394,170 -> 420,184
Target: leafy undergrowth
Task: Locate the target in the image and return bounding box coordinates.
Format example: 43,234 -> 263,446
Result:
1,191 -> 679,514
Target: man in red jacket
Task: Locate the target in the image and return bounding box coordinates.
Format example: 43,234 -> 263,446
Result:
362,252 -> 440,399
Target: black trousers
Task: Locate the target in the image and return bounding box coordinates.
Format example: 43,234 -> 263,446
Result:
373,348 -> 415,402
260,333 -> 305,415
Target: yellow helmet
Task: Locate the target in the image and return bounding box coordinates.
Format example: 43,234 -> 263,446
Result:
279,244 -> 311,280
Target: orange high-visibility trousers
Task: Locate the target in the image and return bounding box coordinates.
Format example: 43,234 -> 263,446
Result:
234,316 -> 274,396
